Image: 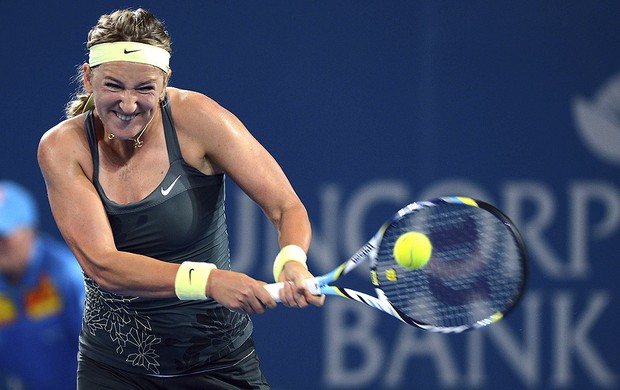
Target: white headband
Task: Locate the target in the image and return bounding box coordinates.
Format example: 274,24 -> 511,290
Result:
89,41 -> 170,72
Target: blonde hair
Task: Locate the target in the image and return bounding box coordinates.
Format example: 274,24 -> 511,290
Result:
65,8 -> 172,118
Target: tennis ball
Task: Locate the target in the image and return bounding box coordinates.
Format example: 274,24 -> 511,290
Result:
393,232 -> 432,269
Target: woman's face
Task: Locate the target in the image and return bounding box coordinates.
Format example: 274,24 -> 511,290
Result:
84,61 -> 168,140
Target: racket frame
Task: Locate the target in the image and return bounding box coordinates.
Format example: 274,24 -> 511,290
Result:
264,197 -> 528,333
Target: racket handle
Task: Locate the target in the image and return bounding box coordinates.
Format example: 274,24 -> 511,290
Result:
263,282 -> 284,302
264,278 -> 321,303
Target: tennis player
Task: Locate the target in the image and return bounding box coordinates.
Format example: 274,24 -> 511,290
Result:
37,8 -> 323,389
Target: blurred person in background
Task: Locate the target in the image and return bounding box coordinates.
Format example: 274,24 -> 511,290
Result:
0,181 -> 84,390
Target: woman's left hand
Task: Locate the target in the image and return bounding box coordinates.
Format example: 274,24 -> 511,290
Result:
277,262 -> 325,308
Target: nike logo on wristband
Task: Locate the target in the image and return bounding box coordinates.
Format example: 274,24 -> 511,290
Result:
189,268 -> 195,284
161,175 -> 181,196
124,49 -> 141,54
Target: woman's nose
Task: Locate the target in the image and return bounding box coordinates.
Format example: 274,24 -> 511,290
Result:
119,90 -> 138,113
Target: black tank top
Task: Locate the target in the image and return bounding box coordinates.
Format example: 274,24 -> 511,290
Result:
80,97 -> 251,376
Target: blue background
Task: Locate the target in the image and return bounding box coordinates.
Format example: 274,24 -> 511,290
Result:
1,1 -> 619,389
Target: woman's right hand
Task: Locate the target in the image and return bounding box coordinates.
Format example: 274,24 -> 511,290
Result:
206,269 -> 277,314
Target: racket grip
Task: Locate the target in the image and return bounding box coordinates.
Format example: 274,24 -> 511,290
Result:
264,282 -> 285,302
264,278 -> 321,303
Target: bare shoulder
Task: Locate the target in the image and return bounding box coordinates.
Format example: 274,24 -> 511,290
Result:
165,87 -> 247,145
167,87 -> 222,108
164,87 -> 255,174
38,114 -> 93,181
166,87 -> 232,128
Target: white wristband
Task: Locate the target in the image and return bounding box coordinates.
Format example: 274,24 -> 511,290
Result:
175,261 -> 216,300
273,244 -> 308,282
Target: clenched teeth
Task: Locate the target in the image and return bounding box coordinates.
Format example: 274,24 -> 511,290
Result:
116,112 -> 137,121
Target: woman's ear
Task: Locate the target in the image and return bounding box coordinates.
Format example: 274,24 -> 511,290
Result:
161,68 -> 172,100
83,63 -> 94,93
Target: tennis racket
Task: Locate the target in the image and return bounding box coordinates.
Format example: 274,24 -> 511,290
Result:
264,196 -> 527,333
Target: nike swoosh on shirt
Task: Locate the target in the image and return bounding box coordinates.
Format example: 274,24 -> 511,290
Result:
161,175 -> 181,196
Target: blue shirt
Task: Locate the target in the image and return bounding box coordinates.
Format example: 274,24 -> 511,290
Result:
0,234 -> 84,390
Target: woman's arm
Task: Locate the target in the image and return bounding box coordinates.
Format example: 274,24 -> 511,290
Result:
38,120 -> 178,296
173,90 -> 324,307
38,118 -> 276,314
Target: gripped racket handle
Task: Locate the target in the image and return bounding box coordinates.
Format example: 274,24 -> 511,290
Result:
264,278 -> 321,303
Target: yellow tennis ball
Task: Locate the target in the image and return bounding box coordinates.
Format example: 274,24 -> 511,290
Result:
393,232 -> 432,269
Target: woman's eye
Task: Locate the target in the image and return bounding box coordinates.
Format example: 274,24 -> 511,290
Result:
105,83 -> 122,91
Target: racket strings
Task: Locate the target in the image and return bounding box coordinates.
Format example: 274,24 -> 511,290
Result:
374,202 -> 525,330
